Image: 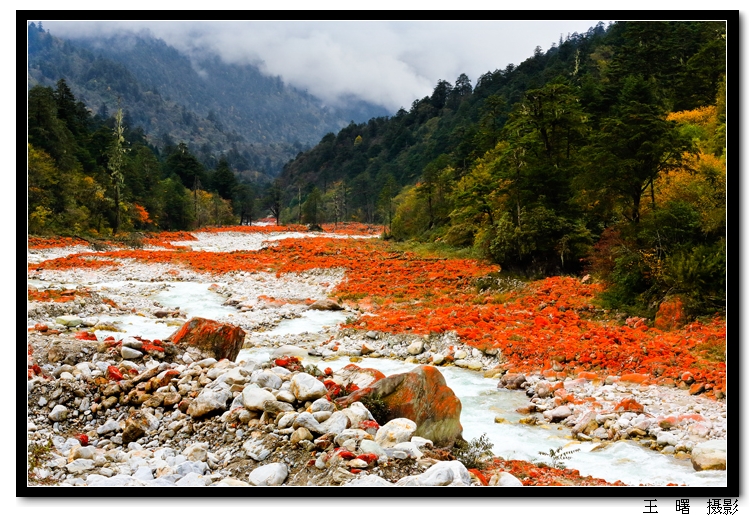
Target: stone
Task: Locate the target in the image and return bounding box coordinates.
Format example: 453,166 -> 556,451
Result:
309,398 -> 335,413
241,386 -> 277,411
336,365 -> 462,447
455,360 -> 483,371
183,442 -> 209,462
343,474 -> 394,486
498,373 -> 527,390
341,402 -> 374,428
120,346 -> 143,360
614,398 -> 645,413
56,315 -> 83,327
251,370 -> 282,390
263,399 -> 294,416
242,439 -> 272,461
65,459 -> 95,474
407,340 -> 424,355
543,406 -> 572,422
393,441 -> 422,459
49,404 -> 69,422
332,364 -> 386,390
489,471 -> 523,486
691,440 -> 726,471
248,463 -> 288,486
309,299 -> 343,311
293,412 -> 325,435
655,431 -> 678,447
187,385 -> 232,419
375,418 -> 417,448
270,345 -> 309,360
97,419 -> 120,435
176,472 -> 208,486
290,372 -> 328,401
395,460 -> 470,486
366,331 -> 379,340
290,427 -> 313,444
168,317 -> 246,362
122,410 -> 160,444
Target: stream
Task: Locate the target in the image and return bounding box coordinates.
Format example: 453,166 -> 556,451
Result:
52,279 -> 727,487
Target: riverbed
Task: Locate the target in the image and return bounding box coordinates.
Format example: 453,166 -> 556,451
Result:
26,230 -> 727,487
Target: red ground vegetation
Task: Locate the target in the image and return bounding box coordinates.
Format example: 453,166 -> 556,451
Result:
29,235 -> 726,394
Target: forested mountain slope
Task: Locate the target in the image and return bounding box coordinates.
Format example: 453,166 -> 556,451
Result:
276,20 -> 728,318
27,22 -> 388,177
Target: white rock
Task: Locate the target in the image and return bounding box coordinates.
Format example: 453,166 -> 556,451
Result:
56,315 -> 82,327
121,346 -> 143,360
290,372 -> 328,401
293,412 -> 325,435
248,462 -> 288,486
176,472 -> 209,486
655,431 -> 678,447
489,471 -> 523,486
358,440 -> 387,458
251,370 -> 283,390
407,340 -> 424,355
241,386 -> 276,411
66,459 -> 95,474
343,474 -> 394,487
49,404 -> 69,422
242,439 -> 271,461
270,345 -> 308,360
395,460 -> 470,486
187,386 -> 232,418
691,440 -> 726,471
375,418 -> 417,448
183,442 -> 209,462
543,406 -> 572,422
121,336 -> 143,348
393,441 -> 422,459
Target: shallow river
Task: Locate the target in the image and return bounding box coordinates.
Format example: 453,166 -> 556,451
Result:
73,280 -> 726,487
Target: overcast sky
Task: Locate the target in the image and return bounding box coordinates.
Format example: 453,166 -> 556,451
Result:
42,20 -> 603,112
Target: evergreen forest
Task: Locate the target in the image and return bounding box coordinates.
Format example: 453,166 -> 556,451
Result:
27,20 -> 728,320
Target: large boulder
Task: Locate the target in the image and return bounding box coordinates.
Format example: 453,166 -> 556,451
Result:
309,299 -> 343,311
691,440 -> 726,471
335,365 -> 462,447
168,317 -> 246,361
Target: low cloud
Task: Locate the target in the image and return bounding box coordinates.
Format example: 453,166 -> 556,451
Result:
42,20 -> 601,111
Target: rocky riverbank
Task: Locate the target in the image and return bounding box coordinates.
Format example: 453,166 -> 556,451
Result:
26,231 -> 727,487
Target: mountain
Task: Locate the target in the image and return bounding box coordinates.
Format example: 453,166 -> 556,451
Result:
27,23 -> 390,178
274,20 -> 727,318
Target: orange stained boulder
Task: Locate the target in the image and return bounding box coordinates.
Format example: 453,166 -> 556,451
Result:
168,317 -> 246,362
335,365 -> 463,447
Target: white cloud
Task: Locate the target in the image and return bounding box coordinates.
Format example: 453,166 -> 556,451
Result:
42,20 -> 602,111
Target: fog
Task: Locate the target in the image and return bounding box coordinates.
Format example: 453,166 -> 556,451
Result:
42,20 -> 602,111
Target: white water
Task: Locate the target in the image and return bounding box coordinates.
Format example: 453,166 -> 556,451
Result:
260,309 -> 350,336
74,279 -> 725,486
239,347 -> 726,487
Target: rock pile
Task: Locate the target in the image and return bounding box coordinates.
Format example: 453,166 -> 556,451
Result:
497,373 -> 727,469
26,332 -> 497,487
